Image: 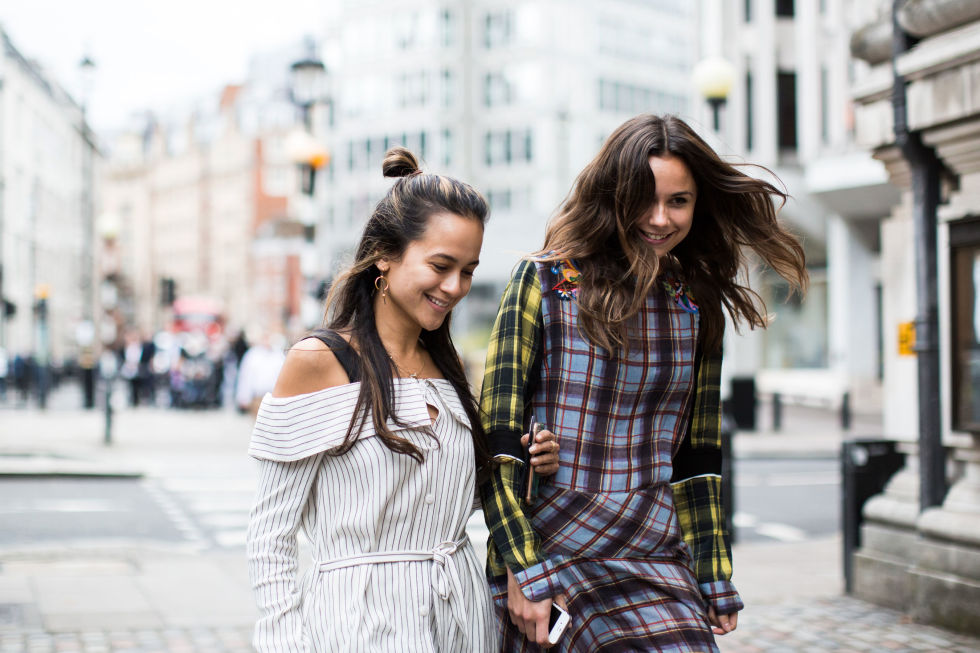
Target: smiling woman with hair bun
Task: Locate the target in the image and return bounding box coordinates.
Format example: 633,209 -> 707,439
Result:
245,146 -> 559,652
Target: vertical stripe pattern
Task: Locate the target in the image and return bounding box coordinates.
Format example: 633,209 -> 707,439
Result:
246,378 -> 497,652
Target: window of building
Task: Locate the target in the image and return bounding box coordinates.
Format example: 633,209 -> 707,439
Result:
484,72 -> 513,107
762,270 -> 828,368
484,11 -> 513,48
441,8 -> 455,47
442,128 -> 453,167
776,0 -> 794,17
598,78 -> 686,115
951,219 -> 980,432
777,70 -> 798,151
820,66 -> 830,145
442,68 -> 455,109
745,67 -> 754,151
484,128 -> 533,166
745,0 -> 752,22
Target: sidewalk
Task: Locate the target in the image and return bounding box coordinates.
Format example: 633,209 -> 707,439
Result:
2,390 -> 979,652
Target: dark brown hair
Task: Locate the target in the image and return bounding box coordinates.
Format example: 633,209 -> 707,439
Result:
538,113 -> 808,353
320,147 -> 490,465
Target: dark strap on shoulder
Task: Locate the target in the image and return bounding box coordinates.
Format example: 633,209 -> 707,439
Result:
305,330 -> 361,383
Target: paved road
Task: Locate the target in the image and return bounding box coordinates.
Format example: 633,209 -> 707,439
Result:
0,477 -> 184,549
0,457 -> 842,556
734,457 -> 839,543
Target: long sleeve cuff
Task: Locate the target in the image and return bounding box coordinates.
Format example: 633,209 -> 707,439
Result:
480,460 -> 545,572
513,557 -> 564,602
701,580 -> 743,615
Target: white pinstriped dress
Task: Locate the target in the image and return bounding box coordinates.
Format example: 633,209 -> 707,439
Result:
246,378 -> 498,652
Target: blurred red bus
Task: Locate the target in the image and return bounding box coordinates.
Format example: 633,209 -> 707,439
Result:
170,296 -> 224,341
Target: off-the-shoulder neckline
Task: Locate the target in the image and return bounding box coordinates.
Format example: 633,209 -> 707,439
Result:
264,377 -> 455,403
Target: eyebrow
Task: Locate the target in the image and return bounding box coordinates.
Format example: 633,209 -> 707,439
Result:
430,253 -> 480,266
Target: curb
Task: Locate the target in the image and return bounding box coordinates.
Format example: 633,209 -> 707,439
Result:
0,454 -> 144,479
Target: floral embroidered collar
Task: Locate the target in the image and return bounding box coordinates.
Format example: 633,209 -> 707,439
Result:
550,259 -> 581,300
662,278 -> 699,314
549,258 -> 698,314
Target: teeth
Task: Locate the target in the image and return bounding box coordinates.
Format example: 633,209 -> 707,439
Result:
427,295 -> 449,307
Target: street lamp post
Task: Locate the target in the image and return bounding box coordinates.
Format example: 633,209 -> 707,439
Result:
694,57 -> 736,132
288,43 -> 330,332
79,54 -> 98,409
289,45 -> 328,197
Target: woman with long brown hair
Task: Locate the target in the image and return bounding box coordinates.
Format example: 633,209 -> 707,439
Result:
245,147 -> 557,652
480,114 -> 807,651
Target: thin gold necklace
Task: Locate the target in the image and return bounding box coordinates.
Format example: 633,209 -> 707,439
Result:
387,350 -> 425,379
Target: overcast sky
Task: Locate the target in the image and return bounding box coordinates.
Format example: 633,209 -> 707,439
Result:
1,0 -> 326,133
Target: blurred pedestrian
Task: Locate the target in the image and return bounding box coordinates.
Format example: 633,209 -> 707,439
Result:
235,331 -> 285,416
120,331 -> 143,407
0,345 -> 7,402
139,332 -> 157,404
245,147 -> 558,652
480,114 -> 808,650
12,353 -> 28,405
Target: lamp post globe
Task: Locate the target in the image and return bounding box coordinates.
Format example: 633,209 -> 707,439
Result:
289,57 -> 326,124
693,56 -> 736,131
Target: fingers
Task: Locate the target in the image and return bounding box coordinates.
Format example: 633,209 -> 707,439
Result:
521,431 -> 559,460
707,607 -> 737,635
506,569 -> 561,647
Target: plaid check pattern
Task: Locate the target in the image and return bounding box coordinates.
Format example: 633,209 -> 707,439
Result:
480,259 -> 741,652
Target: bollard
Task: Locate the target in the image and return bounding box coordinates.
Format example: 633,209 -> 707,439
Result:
841,439 -> 904,593
841,391 -> 852,431
721,412 -> 736,545
772,392 -> 783,432
104,378 -> 113,445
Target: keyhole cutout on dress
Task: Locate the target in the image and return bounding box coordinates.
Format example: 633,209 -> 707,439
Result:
426,403 -> 440,423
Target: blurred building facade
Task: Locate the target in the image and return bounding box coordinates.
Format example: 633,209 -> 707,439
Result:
848,0 -> 980,634
703,0 -> 901,411
100,45 -> 309,342
316,0 -> 697,336
0,26 -> 99,366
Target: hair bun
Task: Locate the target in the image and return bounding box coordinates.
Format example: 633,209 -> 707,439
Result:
382,146 -> 422,179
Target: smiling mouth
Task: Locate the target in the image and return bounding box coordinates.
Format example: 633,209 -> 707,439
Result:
639,230 -> 674,244
425,294 -> 450,310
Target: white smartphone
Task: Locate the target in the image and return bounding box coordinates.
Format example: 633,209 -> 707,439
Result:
547,602 -> 571,645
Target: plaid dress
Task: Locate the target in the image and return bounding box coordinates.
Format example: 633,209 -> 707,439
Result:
480,259 -> 742,652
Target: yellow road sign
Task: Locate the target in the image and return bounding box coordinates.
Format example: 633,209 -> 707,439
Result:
898,321 -> 916,356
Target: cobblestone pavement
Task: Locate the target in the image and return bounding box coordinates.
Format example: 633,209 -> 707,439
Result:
718,597 -> 980,653
0,626 -> 254,653
3,599 -> 979,653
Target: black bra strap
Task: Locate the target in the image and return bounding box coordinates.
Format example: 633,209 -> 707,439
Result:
305,330 -> 361,383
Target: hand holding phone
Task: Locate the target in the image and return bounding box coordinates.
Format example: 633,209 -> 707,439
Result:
547,602 -> 571,645
524,418 -> 543,503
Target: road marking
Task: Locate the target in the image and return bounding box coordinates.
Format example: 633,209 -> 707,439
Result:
143,479 -> 209,550
755,523 -> 808,542
737,472 -> 839,488
733,512 -> 758,528
0,499 -> 121,513
734,512 -> 809,542
767,472 -> 839,487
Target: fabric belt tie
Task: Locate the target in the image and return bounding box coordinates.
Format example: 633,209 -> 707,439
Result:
315,537 -> 470,651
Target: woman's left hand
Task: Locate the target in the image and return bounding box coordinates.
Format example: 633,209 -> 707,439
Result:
523,428 -> 559,476
707,607 -> 738,635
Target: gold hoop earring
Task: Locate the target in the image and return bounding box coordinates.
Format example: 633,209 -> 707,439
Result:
374,274 -> 389,304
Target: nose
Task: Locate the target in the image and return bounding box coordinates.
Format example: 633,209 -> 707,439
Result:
441,273 -> 463,297
648,202 -> 669,227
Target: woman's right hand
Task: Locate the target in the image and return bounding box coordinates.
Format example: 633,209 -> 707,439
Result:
523,428 -> 560,476
506,567 -> 568,648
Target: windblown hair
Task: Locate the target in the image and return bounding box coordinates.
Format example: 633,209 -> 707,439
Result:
538,113 -> 808,354
319,146 -> 490,466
